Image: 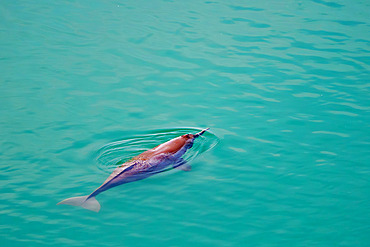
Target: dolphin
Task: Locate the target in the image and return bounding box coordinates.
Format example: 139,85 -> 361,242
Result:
57,128 -> 210,212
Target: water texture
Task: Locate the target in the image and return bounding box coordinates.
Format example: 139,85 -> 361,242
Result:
0,0 -> 369,246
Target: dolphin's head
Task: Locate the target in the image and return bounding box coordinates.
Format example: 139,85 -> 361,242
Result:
181,134 -> 195,139
181,134 -> 195,149
181,128 -> 209,140
180,128 -> 209,149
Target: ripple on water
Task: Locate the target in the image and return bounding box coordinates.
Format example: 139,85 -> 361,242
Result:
95,127 -> 219,174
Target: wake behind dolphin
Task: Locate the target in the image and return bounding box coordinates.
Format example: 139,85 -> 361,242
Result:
57,128 -> 210,212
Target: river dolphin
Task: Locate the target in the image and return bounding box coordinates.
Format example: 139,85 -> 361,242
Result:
57,128 -> 210,212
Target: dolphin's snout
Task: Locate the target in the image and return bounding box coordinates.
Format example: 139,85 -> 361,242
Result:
194,128 -> 210,138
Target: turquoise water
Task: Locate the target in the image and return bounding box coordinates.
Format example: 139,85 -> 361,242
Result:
1,0 -> 369,246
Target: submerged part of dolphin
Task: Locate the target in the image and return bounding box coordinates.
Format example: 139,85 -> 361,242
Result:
57,128 -> 210,212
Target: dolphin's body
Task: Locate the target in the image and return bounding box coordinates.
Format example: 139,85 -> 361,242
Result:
57,128 -> 209,212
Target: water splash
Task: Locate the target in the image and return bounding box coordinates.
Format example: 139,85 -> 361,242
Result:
96,127 -> 219,174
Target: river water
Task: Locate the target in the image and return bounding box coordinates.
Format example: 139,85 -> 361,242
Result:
1,0 -> 369,246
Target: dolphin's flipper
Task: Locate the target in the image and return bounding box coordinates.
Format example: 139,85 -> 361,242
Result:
57,195 -> 101,212
177,163 -> 192,171
173,158 -> 192,171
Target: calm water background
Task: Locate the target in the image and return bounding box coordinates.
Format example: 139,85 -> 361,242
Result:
1,0 -> 369,246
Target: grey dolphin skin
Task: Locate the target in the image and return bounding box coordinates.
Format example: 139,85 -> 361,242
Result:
57,128 -> 210,212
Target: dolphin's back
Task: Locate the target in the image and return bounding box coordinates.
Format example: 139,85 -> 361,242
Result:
133,136 -> 187,161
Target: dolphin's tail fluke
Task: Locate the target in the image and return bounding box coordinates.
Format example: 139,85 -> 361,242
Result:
57,195 -> 101,212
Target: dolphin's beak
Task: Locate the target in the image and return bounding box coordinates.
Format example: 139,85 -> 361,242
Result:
194,128 -> 210,138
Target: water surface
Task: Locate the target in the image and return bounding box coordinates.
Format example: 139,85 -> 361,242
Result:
0,0 -> 369,246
